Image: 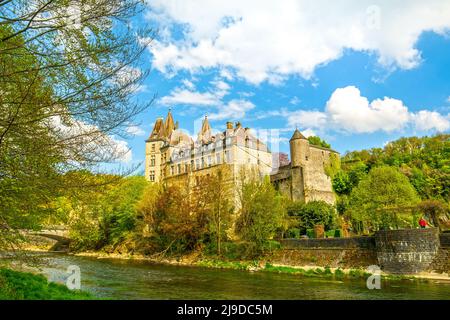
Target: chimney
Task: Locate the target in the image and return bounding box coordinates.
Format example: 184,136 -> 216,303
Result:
226,121 -> 234,129
235,121 -> 242,128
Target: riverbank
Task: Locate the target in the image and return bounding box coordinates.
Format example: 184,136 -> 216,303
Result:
69,250 -> 450,282
0,267 -> 94,300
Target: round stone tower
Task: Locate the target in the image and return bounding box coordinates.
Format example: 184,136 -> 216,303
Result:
289,129 -> 309,167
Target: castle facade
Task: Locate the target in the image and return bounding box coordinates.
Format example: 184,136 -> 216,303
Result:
145,110 -> 272,190
145,110 -> 338,205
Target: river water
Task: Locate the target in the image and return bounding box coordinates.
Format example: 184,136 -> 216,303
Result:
5,252 -> 450,300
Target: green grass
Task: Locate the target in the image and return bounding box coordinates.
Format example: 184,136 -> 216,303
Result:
0,268 -> 94,300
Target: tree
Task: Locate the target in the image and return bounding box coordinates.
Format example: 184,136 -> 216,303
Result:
236,176 -> 286,250
332,171 -> 352,195
201,168 -> 234,256
287,201 -> 335,234
308,136 -> 331,149
416,199 -> 449,231
349,166 -> 420,232
0,0 -> 154,249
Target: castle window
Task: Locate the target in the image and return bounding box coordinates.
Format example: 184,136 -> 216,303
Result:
150,155 -> 155,166
177,164 -> 181,174
201,157 -> 205,168
305,156 -> 309,161
196,159 -> 200,170
208,155 -> 212,166
216,153 -> 221,164
191,160 -> 194,170
149,170 -> 155,182
225,151 -> 232,163
171,166 -> 174,175
185,163 -> 188,172
151,144 -> 155,152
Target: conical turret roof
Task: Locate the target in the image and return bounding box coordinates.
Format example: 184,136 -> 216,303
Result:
164,109 -> 175,136
198,115 -> 212,142
147,117 -> 164,141
290,129 -> 307,141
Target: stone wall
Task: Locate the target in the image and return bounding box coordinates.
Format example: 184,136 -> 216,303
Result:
271,237 -> 377,269
430,233 -> 450,274
281,236 -> 375,250
374,228 -> 440,274
275,229 -> 450,274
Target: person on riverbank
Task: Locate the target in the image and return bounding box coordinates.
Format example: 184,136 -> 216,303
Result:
419,217 -> 428,229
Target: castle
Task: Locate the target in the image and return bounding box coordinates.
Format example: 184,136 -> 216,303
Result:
145,110 -> 338,205
270,129 -> 339,204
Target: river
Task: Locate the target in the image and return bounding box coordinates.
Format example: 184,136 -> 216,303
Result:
4,252 -> 450,299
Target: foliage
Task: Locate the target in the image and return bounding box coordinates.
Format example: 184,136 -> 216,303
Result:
416,199 -> 450,231
0,0 -> 153,249
286,228 -> 300,238
99,176 -> 148,246
308,136 -> 331,149
287,201 -> 336,234
148,182 -> 211,253
332,171 -> 352,195
342,134 -> 450,201
54,174 -> 148,251
349,166 -> 420,232
0,268 -> 94,300
236,177 -> 287,250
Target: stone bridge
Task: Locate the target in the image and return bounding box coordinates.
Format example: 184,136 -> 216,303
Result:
25,227 -> 71,252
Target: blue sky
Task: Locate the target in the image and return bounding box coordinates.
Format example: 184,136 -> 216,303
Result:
116,1 -> 450,173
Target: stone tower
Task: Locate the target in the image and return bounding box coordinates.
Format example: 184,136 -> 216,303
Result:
145,109 -> 176,183
289,129 -> 308,201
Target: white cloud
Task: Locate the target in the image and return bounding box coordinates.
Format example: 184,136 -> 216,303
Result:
160,77 -> 231,107
146,0 -> 450,84
287,110 -> 328,129
412,110 -> 450,132
209,99 -> 255,120
302,128 -> 316,138
284,85 -> 448,134
181,79 -> 195,89
160,88 -> 220,106
126,124 -> 146,136
325,86 -> 410,133
289,96 -> 301,105
48,116 -> 132,163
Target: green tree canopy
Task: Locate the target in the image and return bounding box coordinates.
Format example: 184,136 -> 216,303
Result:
308,136 -> 331,149
349,166 -> 420,232
236,177 -> 286,249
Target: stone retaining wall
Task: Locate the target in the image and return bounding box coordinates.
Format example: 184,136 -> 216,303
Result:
276,228 -> 449,274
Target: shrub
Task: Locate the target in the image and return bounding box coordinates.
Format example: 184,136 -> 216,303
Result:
286,228 -> 300,238
288,201 -> 336,234
306,229 -> 315,238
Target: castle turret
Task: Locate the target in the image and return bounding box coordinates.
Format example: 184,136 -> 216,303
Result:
198,115 -> 212,143
289,129 -> 309,167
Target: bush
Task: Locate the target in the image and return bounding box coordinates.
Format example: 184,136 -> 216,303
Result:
218,242 -> 259,260
306,229 -> 314,238
286,228 -> 300,238
288,201 -> 336,234
325,230 -> 335,238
